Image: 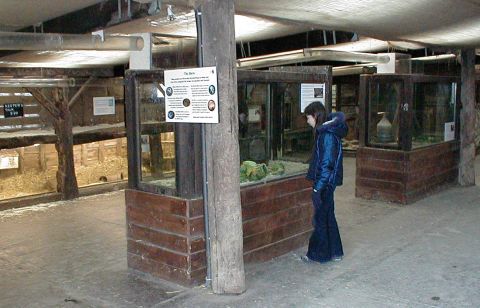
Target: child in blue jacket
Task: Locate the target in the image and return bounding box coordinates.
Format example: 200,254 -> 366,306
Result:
302,101 -> 347,263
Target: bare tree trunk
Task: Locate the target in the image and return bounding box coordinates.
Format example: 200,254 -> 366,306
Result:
54,88 -> 79,199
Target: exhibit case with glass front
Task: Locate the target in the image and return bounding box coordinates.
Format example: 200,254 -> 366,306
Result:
124,67 -> 333,286
356,74 -> 460,204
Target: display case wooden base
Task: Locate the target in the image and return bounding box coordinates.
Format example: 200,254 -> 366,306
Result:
356,141 -> 459,204
126,174 -> 312,286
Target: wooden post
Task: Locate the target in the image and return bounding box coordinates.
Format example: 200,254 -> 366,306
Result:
116,138 -> 122,156
459,49 -> 476,186
39,144 -> 47,171
81,144 -> 88,166
26,87 -> 79,199
148,134 -> 164,178
98,141 -> 105,163
53,87 -> 79,199
198,0 -> 246,294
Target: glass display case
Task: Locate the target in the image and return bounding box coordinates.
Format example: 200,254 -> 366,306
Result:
360,74 -> 459,151
237,69 -> 332,185
357,74 -> 460,204
125,68 -> 332,195
333,76 -> 361,152
125,70 -> 176,195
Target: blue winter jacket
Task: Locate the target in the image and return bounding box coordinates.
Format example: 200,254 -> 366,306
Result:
306,112 -> 348,191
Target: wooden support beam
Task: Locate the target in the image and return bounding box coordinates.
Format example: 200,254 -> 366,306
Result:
459,49 -> 476,185
149,134 -> 164,178
39,144 -> 47,171
52,87 -> 79,199
175,124 -> 197,198
68,76 -> 96,109
198,0 -> 246,294
25,87 -> 61,119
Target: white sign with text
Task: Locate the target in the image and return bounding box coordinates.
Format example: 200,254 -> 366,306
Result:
444,122 -> 455,142
164,67 -> 219,123
0,156 -> 18,170
93,97 -> 116,115
300,83 -> 325,112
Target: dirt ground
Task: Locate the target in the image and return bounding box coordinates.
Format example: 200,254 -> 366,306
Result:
0,156 -> 128,200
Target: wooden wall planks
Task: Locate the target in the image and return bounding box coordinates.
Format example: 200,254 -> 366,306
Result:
125,174 -> 313,286
356,142 -> 459,204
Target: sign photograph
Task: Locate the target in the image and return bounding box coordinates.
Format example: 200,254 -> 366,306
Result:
93,97 -> 116,115
300,83 -> 325,112
164,66 -> 219,123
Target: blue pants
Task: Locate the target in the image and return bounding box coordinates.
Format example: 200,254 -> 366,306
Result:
306,186 -> 343,262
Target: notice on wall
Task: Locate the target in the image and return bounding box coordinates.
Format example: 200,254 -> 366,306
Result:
444,122 -> 455,141
0,150 -> 19,170
164,67 -> 218,123
300,83 -> 325,112
93,97 -> 116,115
3,103 -> 24,118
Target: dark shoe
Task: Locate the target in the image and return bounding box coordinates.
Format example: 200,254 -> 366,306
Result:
300,255 -> 314,263
332,256 -> 343,262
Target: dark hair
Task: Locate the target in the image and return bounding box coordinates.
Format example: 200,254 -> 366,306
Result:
304,101 -> 327,131
305,101 -> 328,163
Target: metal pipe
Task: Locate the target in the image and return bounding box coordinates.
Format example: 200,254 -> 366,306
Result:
118,0 -> 122,21
305,49 -> 390,63
195,7 -> 212,289
332,65 -> 377,76
0,77 -> 75,87
411,54 -> 457,62
0,32 -> 144,51
236,49 -> 390,70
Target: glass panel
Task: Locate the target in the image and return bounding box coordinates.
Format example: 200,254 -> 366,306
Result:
368,81 -> 402,148
137,79 -> 176,189
238,83 -> 269,163
74,138 -> 128,187
279,83 -> 313,164
237,82 -> 311,185
0,144 -> 56,200
332,84 -> 337,112
412,82 -> 456,148
337,83 -> 359,150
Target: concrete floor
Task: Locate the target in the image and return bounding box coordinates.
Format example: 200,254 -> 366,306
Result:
1,156 -> 479,307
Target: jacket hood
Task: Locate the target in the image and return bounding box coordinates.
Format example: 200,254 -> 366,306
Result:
316,112 -> 348,138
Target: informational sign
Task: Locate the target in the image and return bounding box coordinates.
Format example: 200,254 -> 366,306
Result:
164,67 -> 218,123
444,122 -> 455,141
3,103 -> 24,118
300,83 -> 325,112
93,97 -> 116,115
0,150 -> 19,170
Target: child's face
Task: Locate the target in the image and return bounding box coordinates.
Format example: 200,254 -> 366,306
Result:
306,115 -> 316,128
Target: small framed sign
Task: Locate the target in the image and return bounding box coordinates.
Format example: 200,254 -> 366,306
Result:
0,150 -> 19,170
93,97 -> 116,115
3,103 -> 24,118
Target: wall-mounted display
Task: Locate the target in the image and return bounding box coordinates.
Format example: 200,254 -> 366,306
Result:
164,66 -> 218,123
3,103 -> 24,118
300,83 -> 325,112
93,97 -> 115,115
